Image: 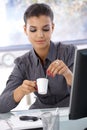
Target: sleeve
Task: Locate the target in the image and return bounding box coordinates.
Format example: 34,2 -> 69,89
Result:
0,57 -> 26,113
58,43 -> 75,90
58,42 -> 75,72
64,44 -> 75,90
65,44 -> 75,72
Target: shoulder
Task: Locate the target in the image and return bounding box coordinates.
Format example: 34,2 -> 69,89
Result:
56,41 -> 75,50
52,41 -> 75,52
14,50 -> 33,65
55,41 -> 75,54
51,41 -> 75,61
51,41 -> 75,48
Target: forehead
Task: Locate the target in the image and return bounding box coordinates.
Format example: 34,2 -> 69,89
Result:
26,15 -> 52,26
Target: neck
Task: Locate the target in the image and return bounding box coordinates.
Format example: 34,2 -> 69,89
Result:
35,45 -> 50,63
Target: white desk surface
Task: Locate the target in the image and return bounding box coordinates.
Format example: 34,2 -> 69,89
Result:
0,107 -> 87,130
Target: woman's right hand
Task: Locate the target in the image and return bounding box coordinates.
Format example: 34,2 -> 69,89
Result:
20,80 -> 37,95
13,80 -> 37,103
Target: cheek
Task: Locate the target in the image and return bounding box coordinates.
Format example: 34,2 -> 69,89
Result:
45,32 -> 52,39
27,32 -> 35,40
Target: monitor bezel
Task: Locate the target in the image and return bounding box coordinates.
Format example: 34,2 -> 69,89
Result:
69,44 -> 87,120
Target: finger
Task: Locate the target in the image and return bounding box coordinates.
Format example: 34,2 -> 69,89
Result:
52,64 -> 63,76
50,64 -> 58,76
51,61 -> 67,76
23,81 -> 37,92
21,84 -> 30,93
23,80 -> 36,87
21,83 -> 36,94
47,60 -> 60,76
58,66 -> 68,75
52,61 -> 64,75
23,86 -> 36,94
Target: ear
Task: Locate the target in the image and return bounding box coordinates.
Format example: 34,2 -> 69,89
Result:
23,25 -> 27,35
52,23 -> 55,32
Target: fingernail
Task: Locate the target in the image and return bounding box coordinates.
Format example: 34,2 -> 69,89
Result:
35,86 -> 38,91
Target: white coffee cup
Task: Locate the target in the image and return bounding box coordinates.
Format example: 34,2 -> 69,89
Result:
36,78 -> 48,94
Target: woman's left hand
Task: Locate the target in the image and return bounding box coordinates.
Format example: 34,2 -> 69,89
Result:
46,59 -> 72,86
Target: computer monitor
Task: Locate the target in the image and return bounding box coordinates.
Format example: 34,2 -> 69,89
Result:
69,44 -> 87,120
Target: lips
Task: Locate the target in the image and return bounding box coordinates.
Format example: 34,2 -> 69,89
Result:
36,40 -> 45,42
36,40 -> 45,44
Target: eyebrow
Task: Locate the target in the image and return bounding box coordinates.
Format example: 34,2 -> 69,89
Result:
30,24 -> 50,28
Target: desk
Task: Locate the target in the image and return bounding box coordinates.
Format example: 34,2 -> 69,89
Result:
0,108 -> 87,130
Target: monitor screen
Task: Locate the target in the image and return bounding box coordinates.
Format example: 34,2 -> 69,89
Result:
69,44 -> 87,120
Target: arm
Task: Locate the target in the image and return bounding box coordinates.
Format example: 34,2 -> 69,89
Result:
46,44 -> 75,86
0,62 -> 36,113
0,73 -> 21,113
46,60 -> 72,86
13,80 -> 36,103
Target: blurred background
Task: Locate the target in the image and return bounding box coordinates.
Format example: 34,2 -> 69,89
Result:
0,0 -> 87,111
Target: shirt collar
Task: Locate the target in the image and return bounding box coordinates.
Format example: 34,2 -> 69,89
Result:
31,49 -> 39,66
31,41 -> 57,66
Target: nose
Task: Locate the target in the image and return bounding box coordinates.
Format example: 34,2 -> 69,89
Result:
37,30 -> 44,38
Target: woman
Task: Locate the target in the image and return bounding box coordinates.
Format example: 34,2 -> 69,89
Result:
0,3 -> 75,113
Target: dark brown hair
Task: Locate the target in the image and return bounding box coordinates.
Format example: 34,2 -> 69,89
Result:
24,3 -> 54,24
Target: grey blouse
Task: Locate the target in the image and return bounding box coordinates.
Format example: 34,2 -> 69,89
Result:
0,41 -> 75,113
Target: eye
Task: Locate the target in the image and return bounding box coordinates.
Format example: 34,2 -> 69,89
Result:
43,28 -> 50,31
29,27 -> 37,32
42,26 -> 50,32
